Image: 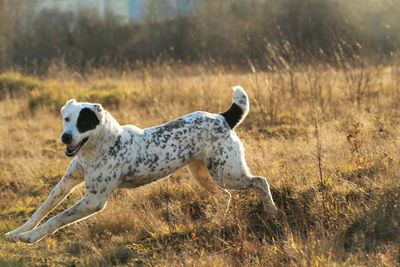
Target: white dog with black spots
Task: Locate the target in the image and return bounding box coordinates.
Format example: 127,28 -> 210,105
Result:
5,86 -> 277,243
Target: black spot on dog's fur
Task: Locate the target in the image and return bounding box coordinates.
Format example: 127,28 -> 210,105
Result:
77,108 -> 100,133
109,136 -> 122,157
220,103 -> 243,129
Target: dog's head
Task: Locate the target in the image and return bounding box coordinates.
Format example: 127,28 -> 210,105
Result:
60,99 -> 103,157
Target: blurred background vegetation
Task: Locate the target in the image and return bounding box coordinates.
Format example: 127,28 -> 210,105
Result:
0,0 -> 399,74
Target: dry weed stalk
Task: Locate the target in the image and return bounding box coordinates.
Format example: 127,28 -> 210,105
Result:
389,54 -> 400,98
264,36 -> 299,97
335,39 -> 372,108
314,109 -> 324,188
248,59 -> 282,124
306,65 -> 325,191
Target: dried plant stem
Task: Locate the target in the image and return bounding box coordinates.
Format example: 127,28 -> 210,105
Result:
313,107 -> 324,187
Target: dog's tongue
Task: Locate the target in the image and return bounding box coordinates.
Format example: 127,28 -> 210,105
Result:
66,144 -> 80,157
65,138 -> 89,157
67,144 -> 78,150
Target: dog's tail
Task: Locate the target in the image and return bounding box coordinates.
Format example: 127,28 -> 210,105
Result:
220,86 -> 249,129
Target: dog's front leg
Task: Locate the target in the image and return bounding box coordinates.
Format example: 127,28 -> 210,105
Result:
4,158 -> 83,242
17,191 -> 109,243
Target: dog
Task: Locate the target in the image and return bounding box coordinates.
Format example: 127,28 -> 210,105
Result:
4,86 -> 277,243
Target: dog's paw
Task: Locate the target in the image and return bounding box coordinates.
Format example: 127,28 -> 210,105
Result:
4,230 -> 20,242
5,229 -> 41,243
16,231 -> 40,243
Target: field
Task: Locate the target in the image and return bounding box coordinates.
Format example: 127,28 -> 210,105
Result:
1,62 -> 400,266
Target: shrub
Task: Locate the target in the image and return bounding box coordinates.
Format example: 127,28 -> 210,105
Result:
27,78 -> 130,113
79,89 -> 128,109
4,0 -> 400,72
28,89 -> 67,113
0,72 -> 41,100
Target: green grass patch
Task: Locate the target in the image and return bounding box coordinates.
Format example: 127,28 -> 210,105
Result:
0,72 -> 41,100
79,89 -> 128,108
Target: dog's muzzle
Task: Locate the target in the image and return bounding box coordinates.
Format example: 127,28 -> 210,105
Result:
65,137 -> 89,157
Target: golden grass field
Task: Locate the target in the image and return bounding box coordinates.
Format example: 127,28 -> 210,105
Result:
1,62 -> 400,266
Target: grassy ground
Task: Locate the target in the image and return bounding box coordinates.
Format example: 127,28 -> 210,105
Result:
1,63 -> 400,266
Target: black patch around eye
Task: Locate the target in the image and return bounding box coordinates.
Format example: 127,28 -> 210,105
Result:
77,108 -> 100,133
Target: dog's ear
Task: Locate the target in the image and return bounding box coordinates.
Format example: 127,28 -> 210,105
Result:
61,99 -> 77,113
91,103 -> 104,122
93,103 -> 103,113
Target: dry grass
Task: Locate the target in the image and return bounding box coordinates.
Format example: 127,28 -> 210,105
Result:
1,63 -> 400,266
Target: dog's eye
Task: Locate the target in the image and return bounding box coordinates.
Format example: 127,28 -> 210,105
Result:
65,117 -> 70,122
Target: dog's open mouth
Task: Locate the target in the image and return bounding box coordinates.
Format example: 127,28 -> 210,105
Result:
65,137 -> 89,157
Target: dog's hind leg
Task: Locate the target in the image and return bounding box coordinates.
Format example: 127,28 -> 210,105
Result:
4,158 -> 84,242
187,159 -> 232,218
206,137 -> 278,216
211,172 -> 277,216
247,175 -> 278,215
210,168 -> 278,216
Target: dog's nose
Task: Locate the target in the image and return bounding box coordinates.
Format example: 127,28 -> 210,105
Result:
61,133 -> 73,144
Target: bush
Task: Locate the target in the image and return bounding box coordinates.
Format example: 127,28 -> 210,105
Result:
27,79 -> 129,113
0,72 -> 41,99
3,0 -> 400,72
79,89 -> 128,109
28,87 -> 67,113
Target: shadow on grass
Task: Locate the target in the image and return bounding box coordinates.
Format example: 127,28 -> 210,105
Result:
243,186 -> 319,245
342,186 -> 400,254
0,257 -> 27,267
